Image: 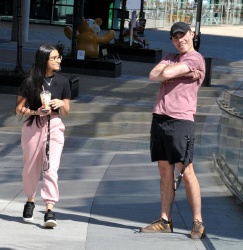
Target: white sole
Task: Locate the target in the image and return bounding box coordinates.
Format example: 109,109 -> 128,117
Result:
44,220 -> 57,228
22,217 -> 34,222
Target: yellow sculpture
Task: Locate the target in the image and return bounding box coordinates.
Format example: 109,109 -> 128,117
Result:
64,17 -> 115,59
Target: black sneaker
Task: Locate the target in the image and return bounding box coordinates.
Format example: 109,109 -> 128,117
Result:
44,209 -> 57,228
22,201 -> 35,222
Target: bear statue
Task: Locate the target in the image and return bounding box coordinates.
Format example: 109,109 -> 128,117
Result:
64,17 -> 115,59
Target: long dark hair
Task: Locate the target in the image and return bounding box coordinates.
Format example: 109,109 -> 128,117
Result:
17,44 -> 56,126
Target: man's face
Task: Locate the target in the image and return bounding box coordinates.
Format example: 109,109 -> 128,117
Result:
171,31 -> 194,54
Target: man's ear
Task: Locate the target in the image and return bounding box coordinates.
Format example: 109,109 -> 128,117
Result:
191,31 -> 195,38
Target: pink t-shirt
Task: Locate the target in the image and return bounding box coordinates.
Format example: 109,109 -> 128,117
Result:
153,51 -> 205,121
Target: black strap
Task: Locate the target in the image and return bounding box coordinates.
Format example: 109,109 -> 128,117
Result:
43,115 -> 50,171
173,136 -> 190,191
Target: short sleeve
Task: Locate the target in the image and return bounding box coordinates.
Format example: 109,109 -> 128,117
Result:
160,53 -> 179,65
181,53 -> 205,72
62,79 -> 71,100
18,79 -> 30,98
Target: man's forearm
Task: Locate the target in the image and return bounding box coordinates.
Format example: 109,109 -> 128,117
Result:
149,64 -> 168,82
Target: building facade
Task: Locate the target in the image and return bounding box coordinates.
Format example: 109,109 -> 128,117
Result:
0,0 -> 242,29
143,0 -> 243,28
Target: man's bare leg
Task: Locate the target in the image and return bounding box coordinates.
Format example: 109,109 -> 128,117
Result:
158,160 -> 175,221
177,162 -> 202,222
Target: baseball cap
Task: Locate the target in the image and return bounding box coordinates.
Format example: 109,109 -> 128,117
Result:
170,22 -> 191,38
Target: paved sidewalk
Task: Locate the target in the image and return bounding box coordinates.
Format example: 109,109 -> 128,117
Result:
0,21 -> 243,250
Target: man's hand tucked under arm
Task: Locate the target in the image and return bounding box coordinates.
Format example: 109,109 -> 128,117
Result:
184,70 -> 202,80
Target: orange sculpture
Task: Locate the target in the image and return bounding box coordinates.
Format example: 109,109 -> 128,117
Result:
64,17 -> 115,59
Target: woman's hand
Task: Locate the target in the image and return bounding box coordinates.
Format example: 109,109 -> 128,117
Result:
49,99 -> 64,110
37,106 -> 52,116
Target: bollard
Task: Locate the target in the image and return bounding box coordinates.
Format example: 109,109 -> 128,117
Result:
202,57 -> 213,87
69,76 -> 79,99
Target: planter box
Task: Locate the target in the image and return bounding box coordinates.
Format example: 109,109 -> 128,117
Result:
100,45 -> 162,63
0,74 -> 79,99
61,58 -> 122,78
202,57 -> 213,87
0,75 -> 25,95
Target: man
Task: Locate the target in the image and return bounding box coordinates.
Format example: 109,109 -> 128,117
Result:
140,22 -> 206,239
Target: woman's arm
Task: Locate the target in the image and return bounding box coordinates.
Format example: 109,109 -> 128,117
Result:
16,96 -> 36,116
16,95 -> 52,116
50,98 -> 70,117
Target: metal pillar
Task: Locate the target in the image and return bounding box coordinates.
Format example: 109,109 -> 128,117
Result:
193,0 -> 203,51
71,0 -> 84,57
12,0 -> 30,43
140,0 -> 144,18
118,0 -> 127,43
15,0 -> 23,72
22,0 -> 30,42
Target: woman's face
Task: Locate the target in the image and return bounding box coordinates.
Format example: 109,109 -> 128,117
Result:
47,49 -> 62,72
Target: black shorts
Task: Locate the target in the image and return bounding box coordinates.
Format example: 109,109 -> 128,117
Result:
150,114 -> 195,164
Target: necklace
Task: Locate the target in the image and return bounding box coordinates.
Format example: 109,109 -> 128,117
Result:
43,77 -> 53,86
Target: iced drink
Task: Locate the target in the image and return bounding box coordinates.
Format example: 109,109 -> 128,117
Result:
40,90 -> 51,110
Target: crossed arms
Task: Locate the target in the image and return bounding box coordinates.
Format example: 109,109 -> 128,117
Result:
149,62 -> 202,82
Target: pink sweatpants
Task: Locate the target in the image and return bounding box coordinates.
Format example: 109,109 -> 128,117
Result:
21,114 -> 65,205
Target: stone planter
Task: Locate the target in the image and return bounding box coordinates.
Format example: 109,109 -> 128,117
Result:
168,14 -> 177,23
179,15 -> 186,22
0,74 -> 25,95
61,57 -> 122,78
185,15 -> 192,24
100,45 -> 162,63
0,74 -> 79,99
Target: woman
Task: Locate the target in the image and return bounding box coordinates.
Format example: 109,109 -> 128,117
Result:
16,44 -> 71,228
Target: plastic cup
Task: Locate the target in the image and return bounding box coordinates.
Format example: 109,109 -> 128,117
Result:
40,90 -> 51,110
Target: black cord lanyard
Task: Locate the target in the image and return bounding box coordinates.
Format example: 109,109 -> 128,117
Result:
43,115 -> 50,171
174,136 -> 190,191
